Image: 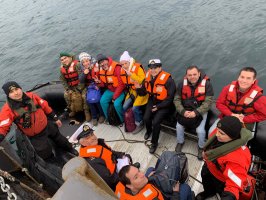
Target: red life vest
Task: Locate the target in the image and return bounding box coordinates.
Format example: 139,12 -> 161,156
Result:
8,92 -> 48,136
60,60 -> 79,87
145,70 -> 171,101
225,81 -> 263,115
79,145 -> 116,174
181,75 -> 209,102
205,145 -> 251,199
115,182 -> 164,200
84,65 -> 99,86
99,59 -> 119,87
120,63 -> 142,90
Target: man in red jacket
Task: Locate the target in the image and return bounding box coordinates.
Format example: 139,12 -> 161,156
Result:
209,67 -> 266,133
0,81 -> 77,159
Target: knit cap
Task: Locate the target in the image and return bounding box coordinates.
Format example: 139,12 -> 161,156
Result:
2,81 -> 22,96
120,51 -> 131,62
79,52 -> 92,62
217,116 -> 242,139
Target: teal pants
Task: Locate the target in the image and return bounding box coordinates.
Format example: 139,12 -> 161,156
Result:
100,89 -> 125,123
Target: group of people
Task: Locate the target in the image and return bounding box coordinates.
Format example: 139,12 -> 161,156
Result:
0,50 -> 266,200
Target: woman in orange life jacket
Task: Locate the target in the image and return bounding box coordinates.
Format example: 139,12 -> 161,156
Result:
196,116 -> 252,200
77,125 -> 133,191
95,54 -> 125,123
59,52 -> 84,118
120,51 -> 148,134
78,52 -> 105,125
135,59 -> 176,154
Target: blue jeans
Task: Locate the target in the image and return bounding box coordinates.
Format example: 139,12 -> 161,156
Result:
100,89 -> 125,123
176,112 -> 208,148
88,102 -> 104,119
123,98 -> 143,123
179,183 -> 193,200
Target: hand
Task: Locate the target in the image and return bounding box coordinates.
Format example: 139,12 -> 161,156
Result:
112,99 -> 115,103
84,69 -> 89,75
187,111 -> 196,118
173,182 -> 180,192
184,111 -> 191,118
93,76 -> 101,83
148,171 -> 156,177
55,120 -> 62,127
152,105 -> 158,112
125,70 -> 132,76
134,82 -> 142,88
231,113 -> 244,122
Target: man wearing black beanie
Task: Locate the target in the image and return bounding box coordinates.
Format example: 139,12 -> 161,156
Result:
0,81 -> 78,159
196,116 -> 253,200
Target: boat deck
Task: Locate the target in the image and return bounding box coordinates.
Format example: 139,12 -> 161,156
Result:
65,120 -> 207,197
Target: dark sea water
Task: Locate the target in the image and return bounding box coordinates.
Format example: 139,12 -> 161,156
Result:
0,0 -> 266,102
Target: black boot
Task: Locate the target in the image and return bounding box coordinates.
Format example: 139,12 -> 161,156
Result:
149,144 -> 158,154
144,131 -> 152,140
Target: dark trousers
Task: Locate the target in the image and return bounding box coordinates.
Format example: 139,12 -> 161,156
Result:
29,121 -> 72,159
143,99 -> 170,145
88,102 -> 104,119
201,163 -> 225,197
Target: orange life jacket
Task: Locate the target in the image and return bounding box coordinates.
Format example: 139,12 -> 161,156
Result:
99,60 -> 119,87
120,63 -> 142,90
182,75 -> 209,103
145,70 -> 170,101
60,60 -> 79,87
115,182 -> 164,200
79,145 -> 116,174
225,81 -> 263,115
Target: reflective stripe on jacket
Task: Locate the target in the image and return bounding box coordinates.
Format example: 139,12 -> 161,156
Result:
145,70 -> 170,101
115,182 -> 164,200
60,60 -> 80,87
79,145 -> 116,174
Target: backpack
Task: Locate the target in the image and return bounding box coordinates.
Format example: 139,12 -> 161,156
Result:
149,151 -> 189,199
124,108 -> 136,132
86,83 -> 101,104
107,102 -> 121,126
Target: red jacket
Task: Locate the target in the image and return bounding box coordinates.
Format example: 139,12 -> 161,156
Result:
205,145 -> 251,200
216,80 -> 266,123
98,57 -> 125,100
0,92 -> 52,137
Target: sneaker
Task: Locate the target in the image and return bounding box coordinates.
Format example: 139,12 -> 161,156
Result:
84,111 -> 91,122
98,116 -> 105,124
149,144 -> 158,154
69,111 -> 76,118
131,123 -> 144,134
144,131 -> 152,140
175,143 -> 184,152
92,119 -> 98,126
198,148 -> 204,160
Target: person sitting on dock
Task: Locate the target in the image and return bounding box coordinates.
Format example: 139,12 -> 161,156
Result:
209,67 -> 266,134
120,51 -> 148,134
78,52 -> 105,126
94,54 -> 125,124
59,52 -> 91,121
78,125 -> 138,191
0,81 -> 77,160
135,59 -> 176,154
196,116 -> 253,200
174,66 -> 214,160
116,164 -> 192,200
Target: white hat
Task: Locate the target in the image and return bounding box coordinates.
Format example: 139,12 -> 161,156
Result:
148,59 -> 161,65
79,52 -> 92,62
120,51 -> 131,62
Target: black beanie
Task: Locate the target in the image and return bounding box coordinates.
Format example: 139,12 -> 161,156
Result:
96,54 -> 108,64
2,81 -> 22,96
217,116 -> 242,139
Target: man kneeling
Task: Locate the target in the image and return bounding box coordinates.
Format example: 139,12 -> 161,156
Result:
116,165 -> 192,200
78,125 -> 135,190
